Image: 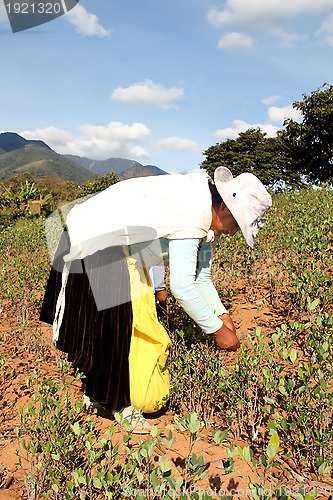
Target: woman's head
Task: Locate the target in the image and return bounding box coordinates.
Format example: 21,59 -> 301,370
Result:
212,167 -> 272,247
209,180 -> 240,237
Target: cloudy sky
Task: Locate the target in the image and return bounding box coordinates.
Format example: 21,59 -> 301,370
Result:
0,0 -> 333,173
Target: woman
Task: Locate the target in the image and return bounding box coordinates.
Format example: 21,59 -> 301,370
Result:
40,166 -> 271,432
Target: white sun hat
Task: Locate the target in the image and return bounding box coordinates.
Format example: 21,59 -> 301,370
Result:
213,166 -> 272,248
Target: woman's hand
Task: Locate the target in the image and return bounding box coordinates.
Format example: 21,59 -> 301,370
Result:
219,313 -> 236,333
213,318 -> 240,351
156,290 -> 168,302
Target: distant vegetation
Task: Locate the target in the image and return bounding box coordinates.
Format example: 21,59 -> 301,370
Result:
0,171 -> 120,231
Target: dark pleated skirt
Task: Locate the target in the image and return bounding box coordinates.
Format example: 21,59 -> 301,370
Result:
40,229 -> 133,411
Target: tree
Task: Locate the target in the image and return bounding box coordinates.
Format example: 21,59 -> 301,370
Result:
201,128 -> 302,189
283,83 -> 333,184
77,172 -> 120,197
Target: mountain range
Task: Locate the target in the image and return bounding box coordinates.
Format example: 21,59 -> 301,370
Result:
0,132 -> 167,183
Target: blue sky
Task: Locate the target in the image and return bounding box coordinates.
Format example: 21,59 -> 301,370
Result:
1,0 -> 333,174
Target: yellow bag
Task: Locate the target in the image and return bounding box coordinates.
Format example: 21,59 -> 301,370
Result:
125,253 -> 172,414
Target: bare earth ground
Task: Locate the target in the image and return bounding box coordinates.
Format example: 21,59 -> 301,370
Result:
1,292 -> 333,499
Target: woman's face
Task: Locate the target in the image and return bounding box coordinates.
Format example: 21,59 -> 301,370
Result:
211,203 -> 240,237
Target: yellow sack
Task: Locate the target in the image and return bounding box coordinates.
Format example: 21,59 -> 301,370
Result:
125,253 -> 172,414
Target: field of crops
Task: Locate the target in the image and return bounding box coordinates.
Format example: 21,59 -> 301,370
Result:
0,185 -> 332,499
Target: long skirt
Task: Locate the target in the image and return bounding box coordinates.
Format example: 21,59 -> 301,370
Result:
40,230 -> 171,414
40,229 -> 133,411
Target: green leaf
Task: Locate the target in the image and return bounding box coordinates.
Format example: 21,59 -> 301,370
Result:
93,477 -> 102,489
52,482 -> 59,494
266,445 -> 277,460
158,456 -> 172,473
319,378 -> 327,391
150,471 -> 159,488
175,477 -> 183,490
188,413 -> 201,434
237,445 -> 253,463
71,421 -> 81,435
150,424 -> 159,438
303,490 -> 317,500
212,429 -> 228,444
268,432 -> 280,451
278,385 -> 287,396
289,349 -> 298,364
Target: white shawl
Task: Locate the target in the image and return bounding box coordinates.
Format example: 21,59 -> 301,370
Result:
52,172 -> 213,340
63,172 -> 213,263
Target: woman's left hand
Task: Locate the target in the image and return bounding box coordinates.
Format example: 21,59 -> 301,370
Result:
213,324 -> 240,351
219,313 -> 236,333
214,314 -> 240,350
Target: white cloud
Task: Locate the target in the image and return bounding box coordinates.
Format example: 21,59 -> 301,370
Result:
270,27 -> 308,46
156,137 -> 201,153
207,0 -> 333,27
111,80 -> 184,109
317,12 -> 333,46
128,146 -> 150,159
268,105 -> 303,123
214,119 -> 280,140
261,95 -> 281,106
21,121 -> 151,160
65,4 -> 110,38
207,0 -> 333,46
213,103 -> 303,141
262,95 -> 281,106
323,34 -> 333,46
78,122 -> 150,141
217,32 -> 253,49
22,126 -> 74,150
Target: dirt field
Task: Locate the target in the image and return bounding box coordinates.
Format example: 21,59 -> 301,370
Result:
1,291 -> 332,499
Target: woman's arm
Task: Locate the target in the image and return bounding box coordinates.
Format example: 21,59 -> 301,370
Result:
168,238 -> 239,350
168,238 -> 223,334
195,241 -> 229,316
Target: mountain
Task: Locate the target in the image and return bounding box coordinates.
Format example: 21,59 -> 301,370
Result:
0,133 -> 96,183
120,164 -> 168,179
0,132 -> 168,183
66,155 -> 168,178
0,132 -> 51,153
65,155 -> 139,175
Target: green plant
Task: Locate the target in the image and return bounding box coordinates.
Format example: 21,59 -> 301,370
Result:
15,362 -> 228,499
217,328 -> 281,441
168,328 -> 224,427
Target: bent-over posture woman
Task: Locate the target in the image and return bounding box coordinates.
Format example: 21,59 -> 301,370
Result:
40,166 -> 272,432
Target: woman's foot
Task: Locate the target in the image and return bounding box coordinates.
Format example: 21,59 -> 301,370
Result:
120,405 -> 151,434
83,395 -> 106,415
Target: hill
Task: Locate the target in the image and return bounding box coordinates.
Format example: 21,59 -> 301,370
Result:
0,131 -> 51,153
0,132 -> 168,183
0,133 -> 96,183
120,164 -> 168,179
66,154 -> 168,178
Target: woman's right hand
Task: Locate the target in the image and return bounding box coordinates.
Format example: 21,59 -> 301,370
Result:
213,324 -> 240,351
156,290 -> 168,302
